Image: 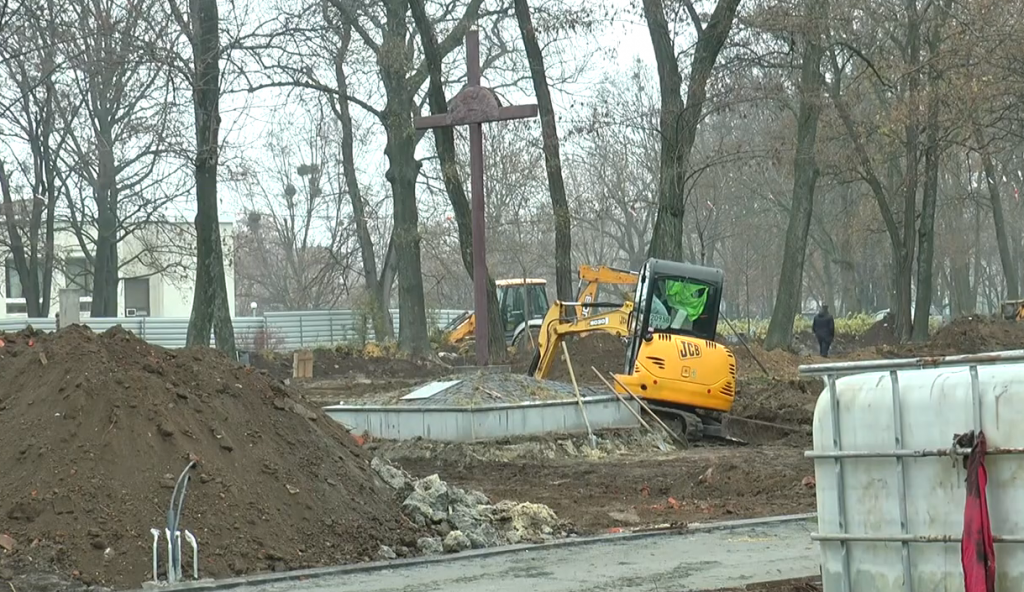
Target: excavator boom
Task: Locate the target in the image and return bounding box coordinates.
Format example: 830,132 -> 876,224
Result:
530,300 -> 633,377
575,265 -> 639,318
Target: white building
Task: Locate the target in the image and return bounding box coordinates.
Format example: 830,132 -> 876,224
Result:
1,220 -> 236,319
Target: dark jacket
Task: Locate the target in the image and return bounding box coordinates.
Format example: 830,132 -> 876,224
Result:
812,311 -> 835,341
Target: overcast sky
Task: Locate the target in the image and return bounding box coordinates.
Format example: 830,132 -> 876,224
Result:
213,3 -> 658,224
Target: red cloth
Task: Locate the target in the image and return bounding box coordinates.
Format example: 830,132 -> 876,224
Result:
962,431 -> 996,592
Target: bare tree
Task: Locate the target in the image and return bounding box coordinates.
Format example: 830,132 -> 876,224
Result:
234,105 -> 358,311
0,0 -> 70,317
643,0 -> 741,260
513,0 -> 572,301
763,0 -> 828,350
56,0 -> 185,317
168,0 -> 235,353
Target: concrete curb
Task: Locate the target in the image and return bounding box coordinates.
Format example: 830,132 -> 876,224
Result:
137,513 -> 817,592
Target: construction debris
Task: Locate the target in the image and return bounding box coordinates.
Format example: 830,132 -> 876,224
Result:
371,458 -> 571,552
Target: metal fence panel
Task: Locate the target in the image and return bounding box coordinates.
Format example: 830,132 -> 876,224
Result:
0,308 -> 470,351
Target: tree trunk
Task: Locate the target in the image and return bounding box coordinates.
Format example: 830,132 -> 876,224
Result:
409,0 -> 505,359
763,0 -> 826,351
333,25 -> 394,339
892,0 -> 921,342
380,101 -> 430,356
0,163 -> 42,316
643,0 -> 741,260
185,0 -> 235,355
513,0 -> 572,302
911,3 -> 949,341
977,131 -> 1019,300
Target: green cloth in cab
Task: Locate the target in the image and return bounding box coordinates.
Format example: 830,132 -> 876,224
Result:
664,280 -> 708,321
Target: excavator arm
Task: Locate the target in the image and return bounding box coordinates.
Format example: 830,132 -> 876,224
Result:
575,265 -> 639,317
446,313 -> 476,345
530,299 -> 634,378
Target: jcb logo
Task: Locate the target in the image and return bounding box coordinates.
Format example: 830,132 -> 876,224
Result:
678,342 -> 702,360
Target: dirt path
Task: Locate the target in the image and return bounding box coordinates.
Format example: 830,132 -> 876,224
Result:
392,445 -> 815,533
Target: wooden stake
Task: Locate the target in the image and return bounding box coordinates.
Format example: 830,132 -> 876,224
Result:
561,341 -> 595,445
608,372 -> 689,448
591,366 -> 654,432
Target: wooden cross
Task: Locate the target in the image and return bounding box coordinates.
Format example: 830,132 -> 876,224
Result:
415,29 -> 539,366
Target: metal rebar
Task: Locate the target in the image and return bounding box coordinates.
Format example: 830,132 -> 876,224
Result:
798,349 -> 1024,377
812,533 -> 1024,544
805,446 -> 1024,459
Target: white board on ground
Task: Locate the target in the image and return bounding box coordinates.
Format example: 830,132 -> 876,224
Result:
400,380 -> 462,401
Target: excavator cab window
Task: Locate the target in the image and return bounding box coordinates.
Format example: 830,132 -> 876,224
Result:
645,275 -> 720,341
526,284 -> 549,321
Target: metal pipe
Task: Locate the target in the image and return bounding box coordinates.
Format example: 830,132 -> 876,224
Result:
826,374 -> 851,592
164,528 -> 175,584
888,370 -> 912,592
174,530 -> 183,581
805,446 -> 1024,459
812,533 -> 1024,544
970,364 -> 982,435
150,528 -> 161,583
185,531 -> 199,580
798,349 -> 1024,377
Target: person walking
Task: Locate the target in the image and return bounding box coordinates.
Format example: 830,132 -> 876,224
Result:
812,304 -> 835,357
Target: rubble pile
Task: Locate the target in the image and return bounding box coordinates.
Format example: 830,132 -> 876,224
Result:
371,458 -> 571,556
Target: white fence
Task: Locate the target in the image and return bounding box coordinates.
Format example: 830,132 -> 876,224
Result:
0,309 -> 469,351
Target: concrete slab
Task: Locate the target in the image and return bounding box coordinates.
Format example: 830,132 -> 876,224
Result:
200,521 -> 819,592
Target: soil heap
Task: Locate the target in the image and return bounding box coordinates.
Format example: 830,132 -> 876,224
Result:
0,326 -> 416,590
510,332 -> 627,386
915,315 -> 1024,355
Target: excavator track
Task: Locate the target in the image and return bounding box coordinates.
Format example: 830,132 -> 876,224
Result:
645,403 -> 747,446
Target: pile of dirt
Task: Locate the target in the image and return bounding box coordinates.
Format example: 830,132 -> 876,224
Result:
917,315 -> 1024,355
730,342 -> 807,379
860,314 -> 899,347
731,377 -> 821,427
0,326 -> 418,590
527,332 -> 628,386
251,347 -> 444,383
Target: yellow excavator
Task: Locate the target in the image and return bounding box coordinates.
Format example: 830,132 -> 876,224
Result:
1001,299 -> 1024,321
444,266 -> 640,350
528,258 -> 737,442
443,278 -> 550,349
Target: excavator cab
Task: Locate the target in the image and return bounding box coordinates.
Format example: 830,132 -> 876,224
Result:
446,279 -> 549,347
615,259 -> 736,439
496,279 -> 549,343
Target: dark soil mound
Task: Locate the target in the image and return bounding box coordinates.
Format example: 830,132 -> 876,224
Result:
536,332 -> 628,386
0,326 -> 415,589
860,314 -> 899,347
251,347 -> 443,382
923,315 -> 1024,354
731,377 -> 821,426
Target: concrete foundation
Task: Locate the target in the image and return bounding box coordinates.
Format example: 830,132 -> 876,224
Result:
323,395 -> 641,442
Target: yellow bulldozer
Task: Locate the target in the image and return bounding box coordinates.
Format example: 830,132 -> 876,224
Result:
527,258 -> 738,442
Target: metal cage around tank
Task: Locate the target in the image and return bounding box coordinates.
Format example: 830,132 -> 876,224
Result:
798,350 -> 1024,592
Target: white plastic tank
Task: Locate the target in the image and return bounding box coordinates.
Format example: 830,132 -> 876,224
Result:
813,364 -> 1024,591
